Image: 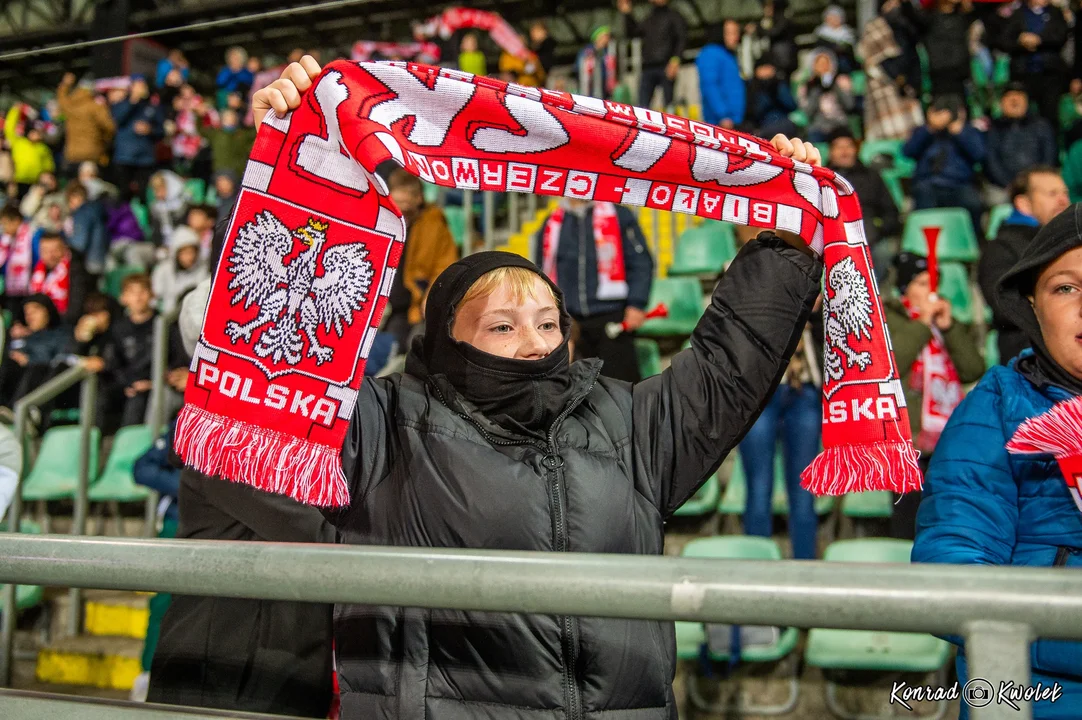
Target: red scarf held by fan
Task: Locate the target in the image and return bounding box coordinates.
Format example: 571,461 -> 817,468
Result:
29,256 -> 70,314
541,202 -> 627,301
901,298 -> 963,453
0,222 -> 34,296
175,60 -> 920,507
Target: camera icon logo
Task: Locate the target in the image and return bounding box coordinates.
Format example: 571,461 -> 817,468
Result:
963,678 -> 995,708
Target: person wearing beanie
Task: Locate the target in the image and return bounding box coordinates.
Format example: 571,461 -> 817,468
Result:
884,251 -> 983,539
913,204 -> 1082,718
827,128 -> 900,281
814,4 -> 857,74
979,166 -> 1070,365
577,25 -> 617,98
797,48 -> 855,142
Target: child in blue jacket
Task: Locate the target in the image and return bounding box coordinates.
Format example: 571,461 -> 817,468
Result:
913,204 -> 1082,719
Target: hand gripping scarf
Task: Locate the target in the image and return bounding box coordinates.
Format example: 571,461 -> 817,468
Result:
175,60 -> 921,507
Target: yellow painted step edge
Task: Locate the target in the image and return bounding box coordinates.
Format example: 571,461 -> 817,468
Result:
36,650 -> 141,690
84,601 -> 149,639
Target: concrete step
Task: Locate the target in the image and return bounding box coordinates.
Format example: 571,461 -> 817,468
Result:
35,633 -> 143,691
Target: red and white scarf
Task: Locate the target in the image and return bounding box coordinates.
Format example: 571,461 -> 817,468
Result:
175,60 -> 920,507
0,222 -> 35,296
541,202 -> 627,302
902,299 -> 963,453
29,255 -> 70,315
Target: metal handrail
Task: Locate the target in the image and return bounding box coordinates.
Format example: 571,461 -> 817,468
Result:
1,535 -> 1078,718
0,689 -> 307,719
1,365 -> 96,686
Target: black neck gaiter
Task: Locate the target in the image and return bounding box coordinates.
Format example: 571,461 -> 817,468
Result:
405,252 -> 575,434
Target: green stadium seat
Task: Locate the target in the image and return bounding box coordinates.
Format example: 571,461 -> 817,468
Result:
901,208 -> 980,263
130,200 -> 151,238
814,142 -> 831,164
985,203 -> 1013,241
205,187 -> 218,207
443,205 -> 467,248
841,491 -> 894,519
88,425 -> 154,505
103,265 -> 145,297
634,339 -> 663,379
637,278 -> 704,337
985,329 -> 1000,370
937,261 -> 974,324
879,168 -> 906,211
849,70 -> 866,96
806,540 -> 952,717
720,449 -> 835,516
184,178 -> 206,205
21,426 -> 101,502
859,139 -> 916,178
0,520 -> 44,613
667,221 -> 737,276
422,181 -> 440,205
673,475 -> 719,517
678,535 -> 800,715
993,53 -> 1011,86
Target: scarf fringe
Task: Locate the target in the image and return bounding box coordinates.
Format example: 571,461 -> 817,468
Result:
175,405 -> 350,507
1006,395 -> 1082,457
800,442 -> 923,495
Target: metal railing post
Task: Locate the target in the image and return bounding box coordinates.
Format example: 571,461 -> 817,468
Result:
0,583 -> 12,686
148,310 -> 179,440
965,621 -> 1034,720
1,365 -> 90,686
483,192 -> 496,251
462,189 -> 475,256
68,373 -> 97,636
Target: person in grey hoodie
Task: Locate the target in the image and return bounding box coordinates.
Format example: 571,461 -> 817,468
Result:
151,226 -> 209,314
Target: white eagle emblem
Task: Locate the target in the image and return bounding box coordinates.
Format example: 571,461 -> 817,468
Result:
824,256 -> 874,382
223,211 -> 374,367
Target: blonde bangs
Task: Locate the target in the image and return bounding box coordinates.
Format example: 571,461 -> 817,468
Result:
458,266 -> 557,308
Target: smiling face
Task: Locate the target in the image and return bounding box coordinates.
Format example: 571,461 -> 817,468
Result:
451,269 -> 563,360
1032,246 -> 1082,382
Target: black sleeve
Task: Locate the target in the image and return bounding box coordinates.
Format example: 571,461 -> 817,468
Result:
623,10 -> 641,39
632,234 -> 822,516
327,378 -> 396,528
670,9 -> 688,60
182,469 -> 336,544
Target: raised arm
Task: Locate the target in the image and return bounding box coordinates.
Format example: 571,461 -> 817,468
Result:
632,233 -> 822,516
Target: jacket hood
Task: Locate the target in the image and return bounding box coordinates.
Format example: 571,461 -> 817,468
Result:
23,293 -> 61,329
804,48 -> 839,78
997,202 -> 1082,395
170,225 -> 201,255
405,251 -> 576,435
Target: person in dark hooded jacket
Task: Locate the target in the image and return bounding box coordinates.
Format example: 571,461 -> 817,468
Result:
185,55 -> 825,720
913,202 -> 1082,718
0,293 -> 64,406
979,167 -> 1070,364
744,58 -> 798,139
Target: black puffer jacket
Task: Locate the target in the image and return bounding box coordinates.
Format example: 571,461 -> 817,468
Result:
328,236 -> 822,719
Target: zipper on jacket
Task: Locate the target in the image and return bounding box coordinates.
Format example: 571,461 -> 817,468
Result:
1054,547 -> 1074,567
431,373 -> 598,720
544,376 -> 596,720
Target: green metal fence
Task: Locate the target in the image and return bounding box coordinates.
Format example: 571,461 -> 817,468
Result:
2,534 -> 1082,719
